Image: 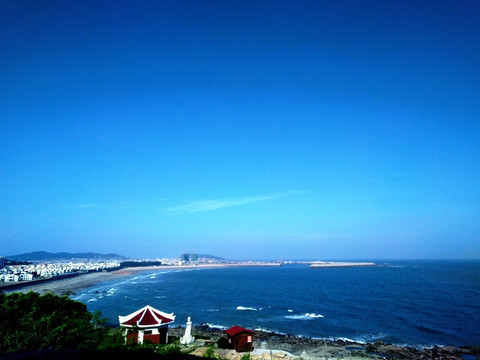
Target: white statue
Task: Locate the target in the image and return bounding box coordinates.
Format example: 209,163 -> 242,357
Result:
180,316 -> 195,344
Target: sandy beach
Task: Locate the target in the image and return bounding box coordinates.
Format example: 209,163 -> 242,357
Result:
0,263 -> 280,296
1,271 -> 125,296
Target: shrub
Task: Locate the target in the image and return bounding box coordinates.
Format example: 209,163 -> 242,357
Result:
203,347 -> 218,359
0,291 -> 120,352
158,343 -> 182,354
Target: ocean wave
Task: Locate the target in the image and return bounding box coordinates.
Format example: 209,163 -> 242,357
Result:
106,288 -> 116,296
334,336 -> 363,343
306,313 -> 324,318
205,323 -> 228,330
237,306 -> 262,311
126,273 -> 163,284
254,327 -> 287,335
206,308 -> 222,312
71,294 -> 87,301
284,313 -> 324,320
348,333 -> 388,344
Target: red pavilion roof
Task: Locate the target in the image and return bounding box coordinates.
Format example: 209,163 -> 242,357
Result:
225,326 -> 253,337
118,305 -> 175,328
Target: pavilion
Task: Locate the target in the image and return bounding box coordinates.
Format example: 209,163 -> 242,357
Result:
118,305 -> 175,345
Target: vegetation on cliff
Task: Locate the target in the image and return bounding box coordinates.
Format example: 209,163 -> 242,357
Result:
0,292 -> 207,359
0,292 -> 121,353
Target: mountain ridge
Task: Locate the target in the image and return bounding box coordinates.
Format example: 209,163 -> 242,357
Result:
7,251 -> 127,261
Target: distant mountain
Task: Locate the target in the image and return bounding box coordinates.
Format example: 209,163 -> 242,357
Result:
7,251 -> 128,261
197,254 -> 226,261
180,253 -> 226,261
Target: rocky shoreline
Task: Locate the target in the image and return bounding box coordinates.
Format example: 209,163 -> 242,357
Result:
168,325 -> 480,360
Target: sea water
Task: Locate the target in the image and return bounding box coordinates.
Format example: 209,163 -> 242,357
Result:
72,260 -> 480,347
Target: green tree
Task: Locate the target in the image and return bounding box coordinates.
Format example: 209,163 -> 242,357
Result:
0,291 -> 118,353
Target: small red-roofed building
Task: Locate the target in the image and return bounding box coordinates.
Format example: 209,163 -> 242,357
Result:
118,305 -> 175,345
225,326 -> 254,352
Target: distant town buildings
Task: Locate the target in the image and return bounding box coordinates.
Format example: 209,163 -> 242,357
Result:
181,253 -> 198,262
0,252 -> 276,286
0,260 -> 120,284
179,253 -> 220,264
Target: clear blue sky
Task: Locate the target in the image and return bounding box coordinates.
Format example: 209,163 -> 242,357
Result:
1,0 -> 479,260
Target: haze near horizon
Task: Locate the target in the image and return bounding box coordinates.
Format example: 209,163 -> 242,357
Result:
1,1 -> 479,260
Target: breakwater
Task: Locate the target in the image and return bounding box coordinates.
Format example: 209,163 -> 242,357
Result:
309,261 -> 376,268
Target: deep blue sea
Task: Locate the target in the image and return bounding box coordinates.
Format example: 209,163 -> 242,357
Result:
72,260 -> 480,347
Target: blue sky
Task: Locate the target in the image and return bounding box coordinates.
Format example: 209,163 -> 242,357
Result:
1,0 -> 479,260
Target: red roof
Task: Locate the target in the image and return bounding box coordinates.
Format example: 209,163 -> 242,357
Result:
225,326 -> 253,337
118,305 -> 175,328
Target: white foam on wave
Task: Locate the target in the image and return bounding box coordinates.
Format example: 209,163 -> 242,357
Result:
87,298 -> 97,302
284,313 -> 324,320
73,269 -> 171,303
205,323 -> 228,330
72,294 -> 87,301
254,327 -> 287,335
127,272 -> 163,284
237,306 -> 262,311
106,288 -> 116,296
305,313 -> 324,318
334,336 -> 359,343
287,309 -> 294,312
342,332 -> 388,345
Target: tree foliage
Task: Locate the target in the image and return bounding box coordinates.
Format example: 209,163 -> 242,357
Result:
0,291 -> 118,353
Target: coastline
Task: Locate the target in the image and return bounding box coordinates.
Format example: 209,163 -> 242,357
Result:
0,263 -> 281,296
0,270 -> 126,296
169,325 -> 480,360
